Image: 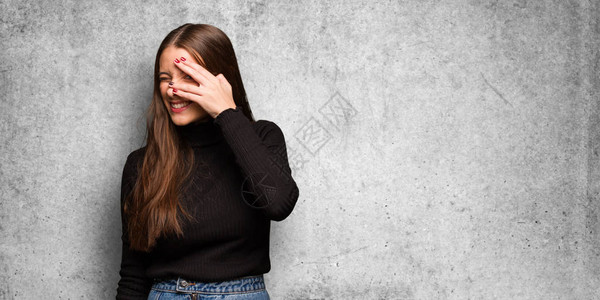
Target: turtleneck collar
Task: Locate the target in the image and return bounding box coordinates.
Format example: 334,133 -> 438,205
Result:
175,118 -> 224,147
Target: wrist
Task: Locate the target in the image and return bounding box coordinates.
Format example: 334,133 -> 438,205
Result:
214,105 -> 240,120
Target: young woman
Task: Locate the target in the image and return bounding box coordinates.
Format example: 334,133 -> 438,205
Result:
116,23 -> 299,300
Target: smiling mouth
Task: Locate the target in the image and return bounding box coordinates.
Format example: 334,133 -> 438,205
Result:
171,101 -> 191,109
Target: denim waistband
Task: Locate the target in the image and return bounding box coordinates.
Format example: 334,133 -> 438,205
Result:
151,275 -> 265,294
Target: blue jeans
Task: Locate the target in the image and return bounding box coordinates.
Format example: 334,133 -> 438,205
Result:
148,275 -> 270,300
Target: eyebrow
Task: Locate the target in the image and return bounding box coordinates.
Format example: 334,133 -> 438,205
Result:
158,72 -> 170,77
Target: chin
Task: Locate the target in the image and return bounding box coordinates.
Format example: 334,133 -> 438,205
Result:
169,116 -> 192,126
170,114 -> 211,126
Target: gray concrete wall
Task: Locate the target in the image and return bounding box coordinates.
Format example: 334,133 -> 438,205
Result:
1,0 -> 598,299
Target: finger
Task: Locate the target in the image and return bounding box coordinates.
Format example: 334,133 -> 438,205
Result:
173,87 -> 203,105
173,58 -> 210,87
171,81 -> 203,96
179,57 -> 219,85
216,74 -> 232,91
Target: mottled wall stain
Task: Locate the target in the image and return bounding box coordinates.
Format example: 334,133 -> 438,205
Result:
584,0 -> 600,295
0,0 -> 598,299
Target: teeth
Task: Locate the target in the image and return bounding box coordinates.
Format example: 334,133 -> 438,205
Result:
171,102 -> 190,109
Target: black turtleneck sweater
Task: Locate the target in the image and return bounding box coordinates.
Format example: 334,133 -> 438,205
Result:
116,106 -> 299,299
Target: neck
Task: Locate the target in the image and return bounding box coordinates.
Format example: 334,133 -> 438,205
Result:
175,118 -> 223,147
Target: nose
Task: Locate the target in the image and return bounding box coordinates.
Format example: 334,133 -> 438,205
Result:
167,87 -> 177,98
166,82 -> 177,97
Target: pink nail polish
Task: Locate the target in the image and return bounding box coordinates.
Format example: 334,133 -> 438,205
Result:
174,58 -> 180,63
173,88 -> 178,93
180,57 -> 186,62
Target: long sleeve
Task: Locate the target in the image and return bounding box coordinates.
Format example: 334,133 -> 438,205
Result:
116,151 -> 153,300
213,106 -> 300,221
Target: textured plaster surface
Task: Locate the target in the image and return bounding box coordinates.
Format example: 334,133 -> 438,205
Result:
1,0 -> 599,299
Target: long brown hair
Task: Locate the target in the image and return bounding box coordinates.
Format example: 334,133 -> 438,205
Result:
124,24 -> 256,252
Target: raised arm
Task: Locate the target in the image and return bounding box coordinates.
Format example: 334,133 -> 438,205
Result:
214,106 -> 299,221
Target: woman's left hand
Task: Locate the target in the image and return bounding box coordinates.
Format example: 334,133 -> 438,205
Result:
170,56 -> 237,119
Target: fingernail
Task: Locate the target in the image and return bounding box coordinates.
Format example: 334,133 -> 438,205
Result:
174,58 -> 180,63
180,57 -> 186,62
173,88 -> 177,93
168,82 -> 174,86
